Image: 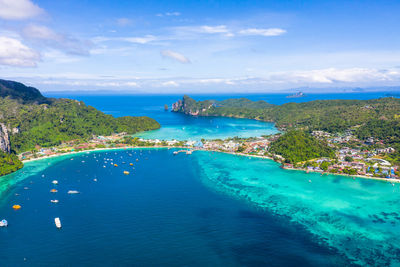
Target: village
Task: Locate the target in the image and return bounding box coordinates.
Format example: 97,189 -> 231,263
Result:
18,129 -> 400,180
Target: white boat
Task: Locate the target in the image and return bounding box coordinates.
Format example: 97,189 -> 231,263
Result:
52,180 -> 58,185
51,200 -> 59,203
54,217 -> 61,228
67,190 -> 80,194
0,219 -> 8,227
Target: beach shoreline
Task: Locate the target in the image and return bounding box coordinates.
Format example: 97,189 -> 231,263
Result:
20,146 -> 400,184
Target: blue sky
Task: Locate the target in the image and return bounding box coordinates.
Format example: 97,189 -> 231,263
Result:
0,0 -> 400,93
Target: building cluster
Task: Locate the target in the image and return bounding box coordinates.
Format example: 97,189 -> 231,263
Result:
18,130 -> 399,180
309,130 -> 399,179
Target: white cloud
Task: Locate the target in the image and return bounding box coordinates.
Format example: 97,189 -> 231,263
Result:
95,81 -> 139,87
174,25 -> 229,35
161,81 -> 179,87
166,12 -> 180,16
116,18 -> 132,27
197,78 -> 235,85
22,24 -> 92,55
239,28 -> 286,36
23,24 -> 59,40
161,50 -> 191,64
122,35 -> 157,44
270,68 -> 400,84
200,25 -> 229,34
0,36 -> 40,67
157,12 -> 181,17
0,0 -> 44,20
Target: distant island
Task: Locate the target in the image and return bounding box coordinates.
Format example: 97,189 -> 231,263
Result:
0,79 -> 160,176
286,91 -> 306,98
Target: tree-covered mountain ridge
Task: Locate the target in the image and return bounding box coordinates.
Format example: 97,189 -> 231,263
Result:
172,95 -> 400,135
0,79 -> 160,176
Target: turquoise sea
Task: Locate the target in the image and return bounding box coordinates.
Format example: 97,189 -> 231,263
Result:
1,92 -> 399,266
1,149 -> 400,266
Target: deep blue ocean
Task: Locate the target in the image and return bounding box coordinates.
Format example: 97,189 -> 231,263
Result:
0,91 -> 399,266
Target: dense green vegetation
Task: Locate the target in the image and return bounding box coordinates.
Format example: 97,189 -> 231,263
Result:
0,97 -> 160,153
0,79 -> 50,104
0,151 -> 23,176
0,79 -> 160,177
173,96 -> 400,133
269,130 -> 335,164
174,95 -> 400,164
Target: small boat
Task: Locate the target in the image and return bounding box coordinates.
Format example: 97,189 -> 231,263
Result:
52,180 -> 58,185
50,189 -> 58,193
123,171 -> 130,175
12,204 -> 21,210
129,163 -> 133,166
114,164 -> 118,167
50,200 -> 59,203
93,178 -> 97,182
54,217 -> 62,229
67,190 -> 79,194
0,219 -> 8,227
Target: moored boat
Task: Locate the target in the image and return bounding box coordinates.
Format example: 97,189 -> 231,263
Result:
0,219 -> 8,227
12,204 -> 21,210
54,217 -> 62,228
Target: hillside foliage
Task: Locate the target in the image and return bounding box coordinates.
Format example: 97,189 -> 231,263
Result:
0,97 -> 160,153
269,130 -> 335,164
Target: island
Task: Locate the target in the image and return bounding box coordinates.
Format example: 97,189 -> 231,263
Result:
171,95 -> 400,180
0,79 -> 160,176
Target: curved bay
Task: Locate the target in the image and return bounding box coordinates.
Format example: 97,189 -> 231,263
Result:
0,149 -> 398,265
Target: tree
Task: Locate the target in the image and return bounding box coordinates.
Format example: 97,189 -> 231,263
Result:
345,156 -> 353,162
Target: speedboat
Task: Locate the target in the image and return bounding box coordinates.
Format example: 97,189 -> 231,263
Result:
51,200 -> 59,203
67,190 -> 79,194
0,219 -> 8,227
52,180 -> 58,185
54,217 -> 61,229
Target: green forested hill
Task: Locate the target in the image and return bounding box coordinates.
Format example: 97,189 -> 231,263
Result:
0,79 -> 50,104
0,97 -> 160,153
0,80 -> 160,176
269,130 -> 335,164
173,95 -> 400,134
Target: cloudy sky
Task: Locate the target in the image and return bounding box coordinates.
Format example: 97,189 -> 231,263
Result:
1,0 -> 400,93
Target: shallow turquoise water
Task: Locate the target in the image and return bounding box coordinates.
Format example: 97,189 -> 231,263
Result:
1,149 -> 400,265
195,151 -> 400,266
135,116 -> 278,140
